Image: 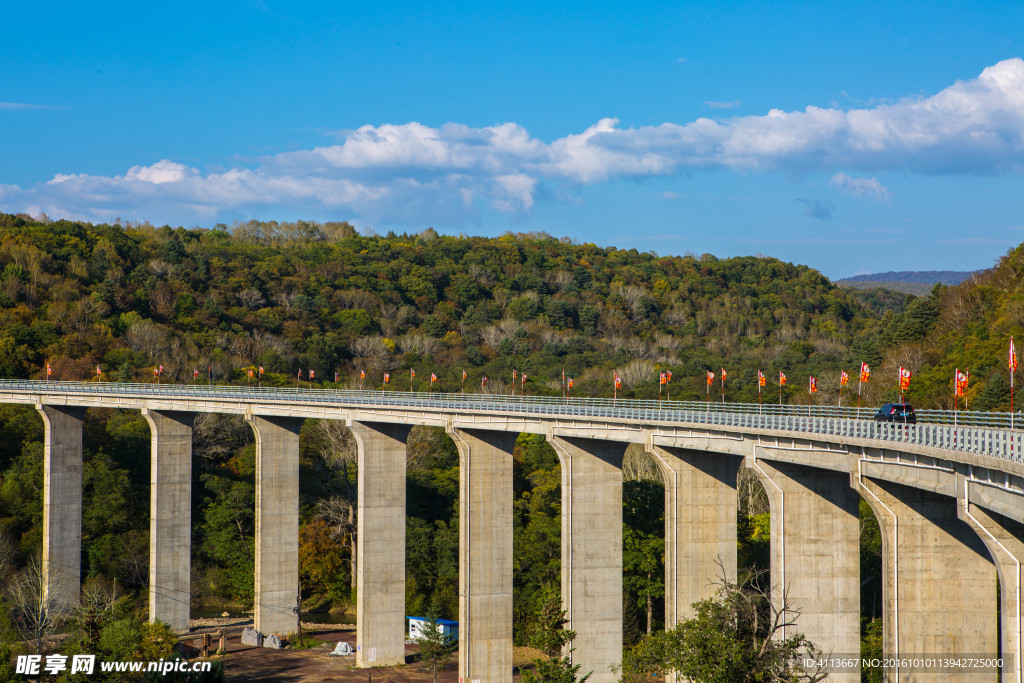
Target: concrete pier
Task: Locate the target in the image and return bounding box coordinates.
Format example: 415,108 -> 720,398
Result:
858,476 -> 998,682
648,445 -> 741,630
550,436 -> 628,683
37,405 -> 86,609
143,409 -> 195,632
247,415 -> 303,637
752,458 -> 860,683
958,497 -> 1024,682
449,428 -> 517,683
350,421 -> 411,667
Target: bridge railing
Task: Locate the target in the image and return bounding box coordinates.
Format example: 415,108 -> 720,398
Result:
1,380 -> 1021,463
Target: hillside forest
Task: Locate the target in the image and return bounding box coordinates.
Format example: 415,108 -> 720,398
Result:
1,212 -> 1022,676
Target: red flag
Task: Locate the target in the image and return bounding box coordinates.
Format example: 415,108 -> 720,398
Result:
482,376 -> 488,388
298,369 -> 302,379
809,376 -> 817,393
840,370 -> 849,385
153,367 -> 159,376
899,366 -> 912,390
706,371 -> 714,385
1011,338 -> 1018,372
522,373 -> 527,384
96,365 -> 102,376
779,372 -> 787,386
360,369 -> 366,379
193,369 -> 199,378
757,370 -> 766,387
248,369 -> 254,378
159,365 -> 164,373
860,362 -> 870,383
431,373 -> 437,382
666,371 -> 672,383
567,378 -> 574,389
512,369 -> 517,382
259,366 -> 264,375
462,370 -> 467,380
384,372 -> 390,383
614,374 -> 622,389
955,369 -> 968,397
410,369 -> 415,378
46,362 -> 52,376
309,369 -> 314,380
720,368 -> 726,381
660,372 -> 667,385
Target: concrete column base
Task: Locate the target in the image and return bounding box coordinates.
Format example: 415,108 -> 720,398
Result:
550,435 -> 627,683
858,476 -> 998,682
351,421 -> 411,667
143,409 -> 195,633
449,428 -> 516,683
247,414 -> 303,637
38,404 -> 86,609
752,458 -> 860,683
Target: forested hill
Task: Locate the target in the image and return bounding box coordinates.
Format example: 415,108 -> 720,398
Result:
837,270 -> 978,285
0,212 -> 879,403
878,244 -> 1024,411
836,270 -> 980,297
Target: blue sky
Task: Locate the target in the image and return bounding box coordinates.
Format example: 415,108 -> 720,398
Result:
2,1 -> 1023,278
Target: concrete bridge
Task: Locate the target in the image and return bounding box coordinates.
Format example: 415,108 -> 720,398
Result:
3,379 -> 1024,682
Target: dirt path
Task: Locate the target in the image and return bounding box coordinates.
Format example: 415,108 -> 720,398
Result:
199,626 -> 535,683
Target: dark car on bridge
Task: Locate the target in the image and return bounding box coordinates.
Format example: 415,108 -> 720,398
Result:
874,403 -> 917,423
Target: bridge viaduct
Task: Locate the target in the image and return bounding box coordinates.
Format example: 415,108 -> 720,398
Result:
3,380 -> 1024,682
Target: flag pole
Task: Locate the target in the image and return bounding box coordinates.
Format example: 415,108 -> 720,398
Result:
857,378 -> 862,419
705,373 -> 710,419
1011,337 -> 1016,431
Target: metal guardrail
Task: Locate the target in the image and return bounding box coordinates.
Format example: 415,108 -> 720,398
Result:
1,379 -> 1022,464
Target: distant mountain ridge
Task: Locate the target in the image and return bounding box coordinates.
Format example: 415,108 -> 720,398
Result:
836,270 -> 979,285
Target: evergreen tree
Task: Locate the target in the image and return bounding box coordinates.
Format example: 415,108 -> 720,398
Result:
415,614 -> 457,683
521,595 -> 591,683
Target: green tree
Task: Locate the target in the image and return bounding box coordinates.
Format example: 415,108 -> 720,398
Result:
522,594 -> 591,683
622,479 -> 664,636
619,566 -> 826,683
622,526 -> 664,635
415,614 -> 457,683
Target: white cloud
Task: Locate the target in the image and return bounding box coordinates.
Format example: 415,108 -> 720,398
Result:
3,58 -> 1024,226
829,172 -> 892,201
0,101 -> 55,110
705,100 -> 742,109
